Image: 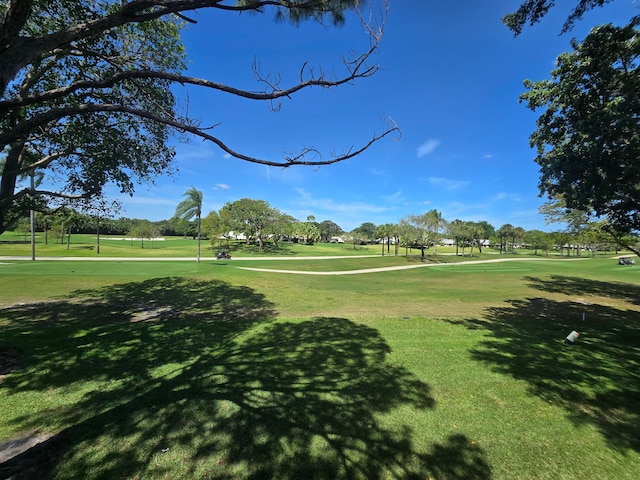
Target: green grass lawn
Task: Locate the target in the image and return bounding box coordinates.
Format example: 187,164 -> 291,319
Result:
1,254 -> 639,479
0,232 -> 388,257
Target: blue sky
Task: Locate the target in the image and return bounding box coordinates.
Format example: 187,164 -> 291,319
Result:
112,0 -> 639,232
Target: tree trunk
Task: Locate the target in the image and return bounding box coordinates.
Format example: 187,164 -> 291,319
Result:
0,142 -> 24,234
257,230 -> 264,251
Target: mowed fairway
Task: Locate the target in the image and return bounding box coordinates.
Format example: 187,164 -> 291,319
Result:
1,254 -> 639,479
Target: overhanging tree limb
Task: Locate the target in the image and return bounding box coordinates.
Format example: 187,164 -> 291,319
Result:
0,49 -> 379,112
1,101 -> 399,167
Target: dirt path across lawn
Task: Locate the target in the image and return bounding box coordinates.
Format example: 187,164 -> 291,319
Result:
236,256 -> 589,275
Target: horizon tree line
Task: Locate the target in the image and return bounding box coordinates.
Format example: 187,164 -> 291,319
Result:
8,196 -> 634,258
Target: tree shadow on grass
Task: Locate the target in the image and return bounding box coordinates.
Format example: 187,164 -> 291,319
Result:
0,278 -> 490,479
524,274 -> 640,306
0,277 -> 272,393
449,275 -> 640,454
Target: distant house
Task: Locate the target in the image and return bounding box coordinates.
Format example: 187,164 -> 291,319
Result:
330,236 -> 344,243
220,231 -> 246,240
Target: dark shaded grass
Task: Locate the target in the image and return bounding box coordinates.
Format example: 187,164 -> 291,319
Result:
0,277 -> 490,479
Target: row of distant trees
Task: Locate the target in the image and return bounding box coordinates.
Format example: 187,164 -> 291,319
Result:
13,209 -> 188,241
198,198 -> 637,258
13,196 -> 635,259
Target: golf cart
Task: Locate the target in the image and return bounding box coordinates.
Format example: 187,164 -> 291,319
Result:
215,252 -> 231,260
618,257 -> 636,265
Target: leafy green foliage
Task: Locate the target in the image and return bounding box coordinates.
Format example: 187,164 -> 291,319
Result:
521,18 -> 640,234
0,1 -> 186,231
218,198 -> 281,251
291,218 -> 320,244
238,0 -> 360,26
318,219 -> 343,241
174,187 -> 203,224
503,0 -> 614,35
352,221 -> 376,241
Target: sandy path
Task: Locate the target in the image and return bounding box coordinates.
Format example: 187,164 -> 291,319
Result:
237,256 -> 588,276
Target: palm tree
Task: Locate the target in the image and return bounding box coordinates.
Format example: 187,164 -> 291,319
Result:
496,224 -> 514,254
174,187 -> 204,262
512,226 -> 526,254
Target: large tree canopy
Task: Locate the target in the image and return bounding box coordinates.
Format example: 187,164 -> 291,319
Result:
0,0 -> 397,233
521,18 -> 639,235
219,197 -> 279,250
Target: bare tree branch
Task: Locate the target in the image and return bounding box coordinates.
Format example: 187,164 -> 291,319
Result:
0,55 -> 379,113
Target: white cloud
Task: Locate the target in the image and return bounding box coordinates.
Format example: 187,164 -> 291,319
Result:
367,167 -> 386,177
428,176 -> 469,191
493,192 -> 507,201
381,190 -> 403,202
119,195 -> 177,206
417,139 -> 440,158
294,187 -> 312,199
174,142 -> 218,161
213,183 -> 230,190
293,189 -> 387,214
492,192 -> 520,202
288,189 -> 395,230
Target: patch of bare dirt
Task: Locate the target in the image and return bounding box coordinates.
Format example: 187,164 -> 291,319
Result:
0,433 -> 54,465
